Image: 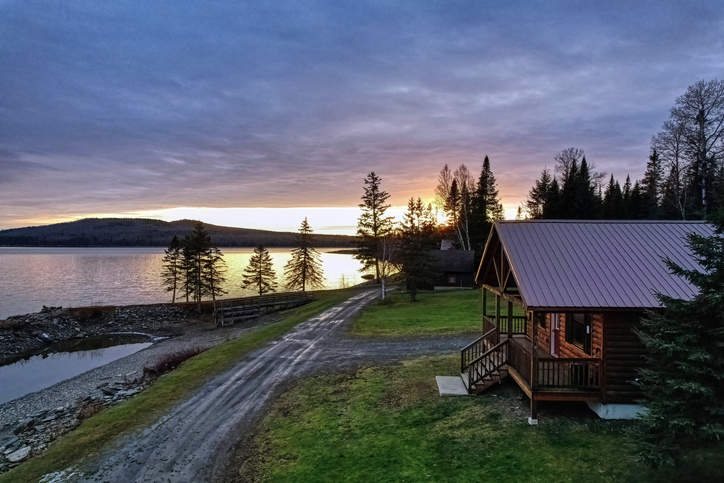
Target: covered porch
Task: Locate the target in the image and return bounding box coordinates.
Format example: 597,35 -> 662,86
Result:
460,286 -> 602,422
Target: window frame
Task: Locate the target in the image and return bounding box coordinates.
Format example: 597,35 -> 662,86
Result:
565,313 -> 592,355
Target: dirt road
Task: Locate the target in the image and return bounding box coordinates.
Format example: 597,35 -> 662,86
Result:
46,289 -> 470,482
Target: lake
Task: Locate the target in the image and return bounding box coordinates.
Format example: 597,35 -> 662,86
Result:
0,247 -> 366,320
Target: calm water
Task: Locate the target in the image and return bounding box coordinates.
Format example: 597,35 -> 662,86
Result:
0,338 -> 153,404
0,247 -> 365,319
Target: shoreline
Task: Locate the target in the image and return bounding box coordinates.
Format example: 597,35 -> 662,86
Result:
0,303 -> 283,473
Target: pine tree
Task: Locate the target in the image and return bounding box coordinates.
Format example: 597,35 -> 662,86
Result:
181,221 -> 225,312
202,246 -> 227,302
284,218 -> 324,291
161,235 -> 183,303
602,175 -> 624,219
634,211 -> 724,467
398,198 -> 437,302
355,172 -> 394,280
242,244 -> 277,296
471,156 -> 503,250
526,168 -> 553,219
641,149 -> 663,218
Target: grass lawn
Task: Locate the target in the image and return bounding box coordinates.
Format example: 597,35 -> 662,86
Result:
351,289 -> 525,337
0,289 -> 358,483
237,355 -> 719,483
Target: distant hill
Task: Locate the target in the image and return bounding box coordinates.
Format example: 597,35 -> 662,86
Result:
0,218 -> 355,248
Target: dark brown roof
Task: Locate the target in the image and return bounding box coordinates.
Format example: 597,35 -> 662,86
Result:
478,220 -> 713,310
431,250 -> 475,273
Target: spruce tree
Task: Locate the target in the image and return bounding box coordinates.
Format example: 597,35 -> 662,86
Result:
284,218 -> 325,291
398,198 -> 437,302
182,221 -> 223,311
526,168 -> 553,219
355,172 -> 394,280
241,244 -> 277,296
202,246 -> 227,302
471,156 -> 503,250
635,212 -> 724,466
641,149 -> 663,218
161,235 -> 183,303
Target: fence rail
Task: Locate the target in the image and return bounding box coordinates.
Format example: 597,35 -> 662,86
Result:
213,292 -> 315,327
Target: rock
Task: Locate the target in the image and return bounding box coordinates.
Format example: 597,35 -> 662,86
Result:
6,446 -> 31,463
0,436 -> 18,452
101,387 -> 119,396
13,418 -> 34,435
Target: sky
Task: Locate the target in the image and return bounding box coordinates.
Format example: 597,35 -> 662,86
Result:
1,1 -> 723,235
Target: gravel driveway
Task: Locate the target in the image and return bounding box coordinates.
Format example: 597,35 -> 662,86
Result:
36,289 -> 473,482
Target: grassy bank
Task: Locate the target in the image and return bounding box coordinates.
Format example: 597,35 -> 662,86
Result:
1,289 -> 358,483
237,355 -> 677,482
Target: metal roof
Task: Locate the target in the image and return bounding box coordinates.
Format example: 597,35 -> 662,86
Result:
481,220 -> 714,310
431,250 -> 475,272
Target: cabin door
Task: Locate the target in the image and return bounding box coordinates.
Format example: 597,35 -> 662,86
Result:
550,313 -> 560,357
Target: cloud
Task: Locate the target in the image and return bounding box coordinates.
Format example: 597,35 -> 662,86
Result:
1,1 -> 723,229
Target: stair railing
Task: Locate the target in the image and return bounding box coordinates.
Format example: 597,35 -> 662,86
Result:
465,339 -> 509,392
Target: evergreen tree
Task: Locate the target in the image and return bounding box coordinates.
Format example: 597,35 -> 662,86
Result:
635,211 -> 724,467
242,244 -> 277,296
181,221 -> 225,312
471,156 -> 503,250
602,175 -> 624,219
398,198 -> 437,302
641,149 -> 663,218
161,235 -> 183,303
355,172 -> 394,280
526,168 -> 553,219
284,218 -> 325,291
202,246 -> 227,302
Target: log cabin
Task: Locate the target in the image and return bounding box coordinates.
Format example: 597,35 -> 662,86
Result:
461,220 -> 713,423
430,249 -> 475,290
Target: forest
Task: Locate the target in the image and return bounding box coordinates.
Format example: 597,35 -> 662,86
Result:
0,218 -> 353,248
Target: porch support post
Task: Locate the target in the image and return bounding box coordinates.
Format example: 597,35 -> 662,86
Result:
482,287 -> 487,320
495,292 -> 501,329
507,300 -> 513,339
531,312 -> 537,390
529,397 -> 538,425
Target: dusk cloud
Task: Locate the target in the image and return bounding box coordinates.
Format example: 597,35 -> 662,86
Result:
1,1 -> 723,230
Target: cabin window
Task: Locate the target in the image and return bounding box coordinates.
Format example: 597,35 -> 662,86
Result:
448,275 -> 457,284
565,313 -> 592,355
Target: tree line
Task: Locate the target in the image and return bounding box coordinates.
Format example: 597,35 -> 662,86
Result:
355,159 -> 504,302
526,79 -> 724,221
161,219 -> 324,310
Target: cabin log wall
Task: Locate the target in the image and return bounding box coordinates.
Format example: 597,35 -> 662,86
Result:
603,312 -> 646,404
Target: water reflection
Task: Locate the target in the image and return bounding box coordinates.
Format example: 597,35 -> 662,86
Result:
0,247 -> 367,319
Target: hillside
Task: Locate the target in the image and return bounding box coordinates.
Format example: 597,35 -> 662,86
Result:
0,218 -> 355,248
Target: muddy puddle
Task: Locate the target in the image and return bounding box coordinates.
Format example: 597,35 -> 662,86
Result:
0,334 -> 154,405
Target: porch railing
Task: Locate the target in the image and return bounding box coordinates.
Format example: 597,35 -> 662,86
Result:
537,358 -> 601,390
507,337 -> 532,383
489,315 -> 527,335
461,327 -> 499,372
464,339 -> 508,391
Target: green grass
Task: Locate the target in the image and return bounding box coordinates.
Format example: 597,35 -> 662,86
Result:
352,289 -> 523,337
0,289 -> 358,483
351,290 -> 483,337
238,355 -> 719,483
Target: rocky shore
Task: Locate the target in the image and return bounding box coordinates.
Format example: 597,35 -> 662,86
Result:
0,303 -> 278,474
